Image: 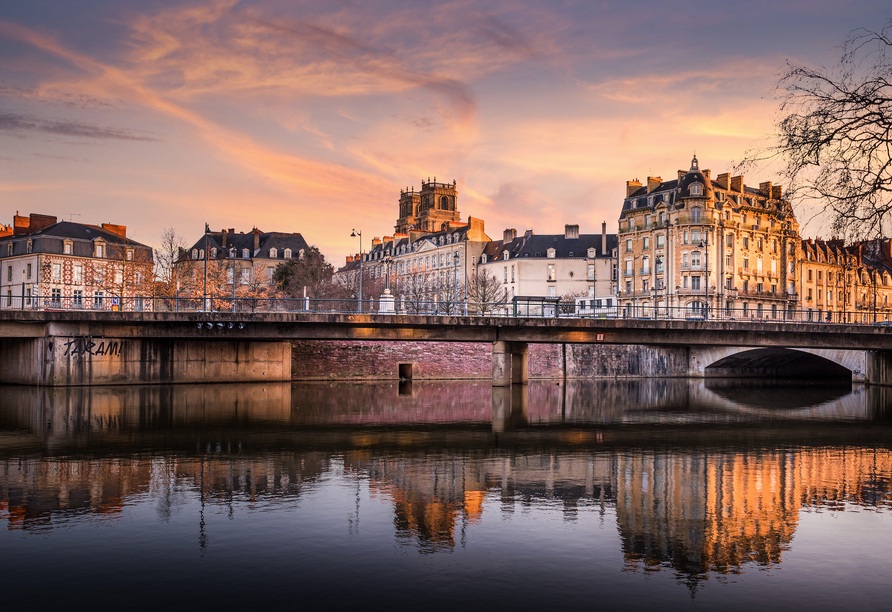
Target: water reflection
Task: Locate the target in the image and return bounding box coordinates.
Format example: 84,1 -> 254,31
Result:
2,379 -> 892,597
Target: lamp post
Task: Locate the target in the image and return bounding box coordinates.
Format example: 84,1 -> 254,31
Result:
453,251 -> 459,314
230,247 -> 237,312
463,233 -> 469,315
351,229 -> 362,312
698,232 -> 709,319
203,223 -> 209,311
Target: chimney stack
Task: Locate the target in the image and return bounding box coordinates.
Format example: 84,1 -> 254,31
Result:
717,173 -> 730,190
222,228 -> 227,249
730,175 -> 743,192
771,185 -> 783,200
252,227 -> 260,252
565,224 -> 579,240
759,181 -> 773,198
647,177 -> 662,193
601,221 -> 607,255
503,228 -> 517,243
626,180 -> 642,197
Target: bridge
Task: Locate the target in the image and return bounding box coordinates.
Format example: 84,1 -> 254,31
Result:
1,310 -> 891,386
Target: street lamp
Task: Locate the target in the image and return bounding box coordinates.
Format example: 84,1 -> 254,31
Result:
698,232 -> 709,319
230,247 -> 237,312
453,251 -> 460,313
203,223 -> 210,311
351,229 -> 362,312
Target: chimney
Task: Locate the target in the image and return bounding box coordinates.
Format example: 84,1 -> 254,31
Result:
222,228 -> 227,249
771,185 -> 783,200
759,181 -> 773,197
677,169 -> 685,180
730,175 -> 743,192
601,221 -> 607,255
703,169 -> 711,181
565,224 -> 579,240
717,173 -> 730,190
15,213 -> 57,235
371,237 -> 382,246
626,179 -> 642,197
252,227 -> 260,252
346,255 -> 353,264
503,228 -> 517,242
647,176 -> 662,193
101,223 -> 127,238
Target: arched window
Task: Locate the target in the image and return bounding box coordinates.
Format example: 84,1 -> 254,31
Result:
690,183 -> 703,196
441,196 -> 448,209
269,248 -> 277,258
284,248 -> 292,259
210,247 -> 217,258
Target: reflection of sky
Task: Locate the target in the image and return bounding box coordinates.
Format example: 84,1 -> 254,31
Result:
2,1 -> 889,257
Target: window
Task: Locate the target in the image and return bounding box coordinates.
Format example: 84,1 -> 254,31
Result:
547,264 -> 556,281
772,239 -> 777,253
691,251 -> 701,267
771,284 -> 777,295
5,265 -> 10,282
270,248 -> 277,258
683,253 -> 689,267
771,260 -> 777,275
26,240 -> 32,254
656,235 -> 664,249
757,282 -> 763,293
692,276 -> 701,290
587,263 -> 595,281
547,248 -> 556,259
829,290 -> 833,302
241,269 -> 249,284
743,237 -> 749,248
52,263 -> 61,280
126,250 -> 133,261
642,256 -> 650,274
115,270 -> 123,284
51,288 -> 61,308
726,255 -> 732,267
645,215 -> 651,228
642,237 -> 650,250
692,229 -> 701,243
284,248 -> 292,259
242,249 -> 249,259
192,249 -> 198,259
74,264 -> 83,283
548,286 -> 556,298
64,242 -> 72,255
808,269 -> 813,281
691,207 -> 702,222
642,279 -> 649,292
756,258 -> 763,274
726,277 -> 733,290
73,290 -> 83,309
683,230 -> 689,244
690,184 -> 703,196
726,234 -> 733,247
743,258 -> 749,270
659,211 -> 666,223
511,266 -> 515,282
26,263 -> 31,279
625,239 -> 632,253
683,276 -> 688,288
757,238 -> 763,250
267,268 -> 275,283
504,267 -> 508,283
743,280 -> 749,292
6,243 -> 11,256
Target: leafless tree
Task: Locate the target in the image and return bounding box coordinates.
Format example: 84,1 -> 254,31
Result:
741,20 -> 892,239
154,227 -> 189,291
467,269 -> 504,314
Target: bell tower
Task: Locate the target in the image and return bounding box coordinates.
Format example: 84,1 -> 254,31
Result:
395,177 -> 459,234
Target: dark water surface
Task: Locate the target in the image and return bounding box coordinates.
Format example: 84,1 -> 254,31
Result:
2,379 -> 891,611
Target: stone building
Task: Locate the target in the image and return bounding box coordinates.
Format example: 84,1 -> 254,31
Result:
179,227 -> 310,296
476,223 -> 617,312
619,155 -> 801,318
0,212 -> 154,311
395,178 -> 461,234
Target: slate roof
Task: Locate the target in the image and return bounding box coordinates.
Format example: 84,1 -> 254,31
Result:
0,221 -> 152,259
482,232 -> 617,261
187,231 -> 310,261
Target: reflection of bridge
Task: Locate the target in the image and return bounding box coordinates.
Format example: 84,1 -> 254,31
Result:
2,311 -> 892,386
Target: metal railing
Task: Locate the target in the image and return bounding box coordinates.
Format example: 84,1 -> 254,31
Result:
2,294 -> 892,325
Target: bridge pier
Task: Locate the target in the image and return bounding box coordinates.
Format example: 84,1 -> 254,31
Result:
0,336 -> 292,386
491,384 -> 529,432
492,341 -> 529,387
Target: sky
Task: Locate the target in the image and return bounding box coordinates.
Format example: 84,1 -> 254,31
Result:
1,0 -> 890,263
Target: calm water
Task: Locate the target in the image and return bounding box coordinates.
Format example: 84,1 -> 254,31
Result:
2,379 -> 891,611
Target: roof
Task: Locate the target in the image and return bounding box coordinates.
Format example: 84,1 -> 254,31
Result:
187,231 -> 310,261
0,221 -> 149,247
482,232 -> 617,261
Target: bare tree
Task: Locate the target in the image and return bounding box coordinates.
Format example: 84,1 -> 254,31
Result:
393,263 -> 433,313
154,227 -> 189,292
467,269 -> 503,314
743,20 -> 892,239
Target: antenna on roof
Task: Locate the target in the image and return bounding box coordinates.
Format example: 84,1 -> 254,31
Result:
65,214 -> 81,222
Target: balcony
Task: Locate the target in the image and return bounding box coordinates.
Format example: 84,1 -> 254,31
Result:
639,268 -> 651,275
681,264 -> 704,271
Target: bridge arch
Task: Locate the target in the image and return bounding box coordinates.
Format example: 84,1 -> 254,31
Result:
689,346 -> 865,382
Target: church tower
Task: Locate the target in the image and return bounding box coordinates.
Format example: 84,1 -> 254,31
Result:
395,178 -> 460,234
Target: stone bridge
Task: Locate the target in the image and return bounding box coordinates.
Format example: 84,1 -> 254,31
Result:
1,311 -> 891,386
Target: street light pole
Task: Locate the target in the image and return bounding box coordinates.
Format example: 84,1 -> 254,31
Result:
203,223 -> 209,311
699,232 -> 709,319
453,251 -> 459,313
231,248 -> 237,312
351,229 -> 362,312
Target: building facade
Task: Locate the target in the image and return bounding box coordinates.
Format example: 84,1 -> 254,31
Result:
179,227 -> 310,297
0,212 -> 154,311
477,224 -> 617,313
395,179 -> 461,234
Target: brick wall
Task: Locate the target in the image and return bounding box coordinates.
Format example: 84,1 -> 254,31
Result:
292,341 -> 691,381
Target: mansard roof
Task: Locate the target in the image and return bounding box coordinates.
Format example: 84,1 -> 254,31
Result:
482,232 -> 617,261
188,230 -> 310,260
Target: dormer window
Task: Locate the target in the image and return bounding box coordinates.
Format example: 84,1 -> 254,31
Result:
242,249 -> 249,259
210,247 -> 217,258
26,240 -> 32,254
481,254 -> 487,263
284,248 -> 292,259
662,193 -> 670,203
299,249 -> 305,259
126,249 -> 133,261
547,248 -> 556,259
503,251 -> 510,260
690,183 -> 703,196
269,248 -> 277,258
192,249 -> 198,259
95,243 -> 105,258
587,248 -> 596,258
63,241 -> 73,255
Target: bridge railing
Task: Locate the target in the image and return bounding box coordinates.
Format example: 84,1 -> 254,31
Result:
2,295 -> 891,325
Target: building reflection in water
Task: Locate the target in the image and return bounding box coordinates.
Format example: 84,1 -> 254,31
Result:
1,379 -> 891,582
